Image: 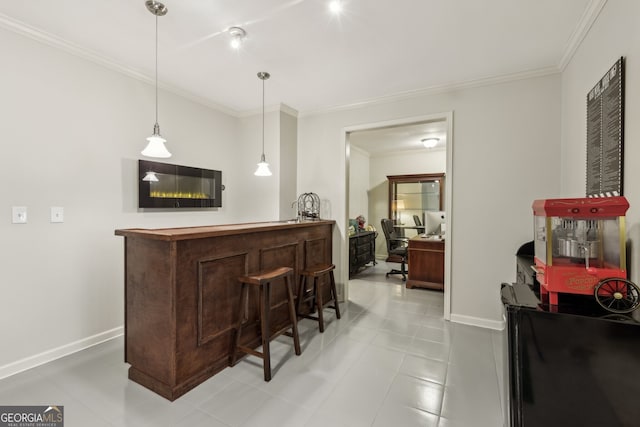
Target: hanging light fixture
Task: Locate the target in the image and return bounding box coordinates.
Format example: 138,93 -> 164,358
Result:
254,72 -> 272,177
141,0 -> 172,158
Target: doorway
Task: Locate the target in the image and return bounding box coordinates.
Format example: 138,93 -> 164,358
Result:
344,112 -> 453,320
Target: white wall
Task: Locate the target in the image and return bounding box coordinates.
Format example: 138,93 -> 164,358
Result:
279,111 -> 298,220
348,145 -> 370,221
560,0 -> 640,283
234,110 -> 281,223
0,27 -> 281,374
299,74 -> 562,327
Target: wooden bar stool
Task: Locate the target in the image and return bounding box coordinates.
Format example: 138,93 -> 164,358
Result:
230,266 -> 301,381
297,264 -> 341,332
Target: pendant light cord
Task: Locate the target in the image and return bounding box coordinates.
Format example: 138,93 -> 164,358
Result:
155,14 -> 159,126
262,77 -> 265,156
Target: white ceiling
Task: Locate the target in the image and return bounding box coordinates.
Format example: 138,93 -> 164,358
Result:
350,120 -> 447,156
0,0 -> 596,115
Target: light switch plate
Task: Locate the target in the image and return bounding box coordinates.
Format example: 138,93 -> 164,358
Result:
12,206 -> 27,224
51,207 -> 64,223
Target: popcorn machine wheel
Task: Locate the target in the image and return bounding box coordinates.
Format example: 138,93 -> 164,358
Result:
594,277 -> 640,313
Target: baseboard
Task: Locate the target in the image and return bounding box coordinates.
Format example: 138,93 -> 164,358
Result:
0,326 -> 124,380
450,313 -> 505,330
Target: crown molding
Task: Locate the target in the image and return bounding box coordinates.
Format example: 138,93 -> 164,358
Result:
238,103 -> 299,118
349,145 -> 370,158
279,103 -> 299,118
557,0 -> 608,70
298,66 -> 560,117
0,12 -> 241,117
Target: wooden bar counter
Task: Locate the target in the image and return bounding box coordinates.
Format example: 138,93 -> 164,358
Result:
115,220 -> 334,400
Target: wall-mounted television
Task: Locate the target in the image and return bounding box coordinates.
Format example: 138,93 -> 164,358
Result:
138,160 -> 222,208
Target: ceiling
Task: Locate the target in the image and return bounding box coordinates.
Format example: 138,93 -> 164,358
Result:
350,120 -> 447,156
0,0 -> 596,115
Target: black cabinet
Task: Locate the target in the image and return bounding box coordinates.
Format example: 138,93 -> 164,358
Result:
349,231 -> 376,277
502,283 -> 640,427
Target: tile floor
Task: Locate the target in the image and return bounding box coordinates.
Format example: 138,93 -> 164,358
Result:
0,262 -> 506,426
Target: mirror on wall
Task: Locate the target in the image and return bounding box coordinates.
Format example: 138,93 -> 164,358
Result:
388,173 -> 445,237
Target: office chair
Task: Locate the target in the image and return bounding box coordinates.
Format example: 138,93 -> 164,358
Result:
381,218 -> 409,281
413,215 -> 425,234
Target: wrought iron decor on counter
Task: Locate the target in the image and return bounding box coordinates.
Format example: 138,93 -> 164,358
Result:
297,192 -> 320,220
586,56 -> 624,197
138,160 -> 223,208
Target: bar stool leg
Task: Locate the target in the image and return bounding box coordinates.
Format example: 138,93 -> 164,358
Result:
230,283 -> 248,366
284,273 -> 301,355
315,276 -> 326,333
296,275 -> 306,315
260,282 -> 272,381
329,270 -> 341,319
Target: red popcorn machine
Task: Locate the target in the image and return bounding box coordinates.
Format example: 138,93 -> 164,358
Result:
532,196 -> 637,311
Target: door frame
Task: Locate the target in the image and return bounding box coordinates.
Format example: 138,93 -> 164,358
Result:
343,112 -> 454,320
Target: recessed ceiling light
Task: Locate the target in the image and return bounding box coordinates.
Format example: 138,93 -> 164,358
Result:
329,1 -> 343,14
228,27 -> 246,50
421,138 -> 439,148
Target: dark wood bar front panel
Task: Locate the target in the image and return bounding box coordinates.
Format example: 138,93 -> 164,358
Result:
115,220 -> 334,400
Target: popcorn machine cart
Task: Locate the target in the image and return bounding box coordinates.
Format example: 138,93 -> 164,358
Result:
532,196 -> 636,310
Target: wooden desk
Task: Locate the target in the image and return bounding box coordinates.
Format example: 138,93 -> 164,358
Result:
115,220 -> 334,400
407,235 -> 444,290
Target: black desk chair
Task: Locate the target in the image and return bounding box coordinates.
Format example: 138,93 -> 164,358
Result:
381,218 -> 409,281
413,215 -> 425,234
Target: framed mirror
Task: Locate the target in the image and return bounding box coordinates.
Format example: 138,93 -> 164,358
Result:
388,173 -> 445,237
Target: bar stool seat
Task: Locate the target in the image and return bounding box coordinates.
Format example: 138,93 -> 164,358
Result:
230,266 -> 301,381
297,264 -> 341,332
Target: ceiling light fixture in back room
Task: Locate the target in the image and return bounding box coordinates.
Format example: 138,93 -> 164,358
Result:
141,0 -> 171,158
254,72 -> 272,177
422,138 -> 439,149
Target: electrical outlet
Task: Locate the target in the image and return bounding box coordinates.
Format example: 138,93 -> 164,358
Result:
51,207 -> 64,223
12,206 -> 27,224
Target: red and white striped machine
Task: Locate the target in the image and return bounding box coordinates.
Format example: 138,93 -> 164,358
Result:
532,196 -> 629,305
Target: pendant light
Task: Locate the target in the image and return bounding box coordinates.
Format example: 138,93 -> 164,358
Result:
141,0 -> 172,158
254,72 -> 272,176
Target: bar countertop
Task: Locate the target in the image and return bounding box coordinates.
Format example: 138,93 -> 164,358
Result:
115,219 -> 335,241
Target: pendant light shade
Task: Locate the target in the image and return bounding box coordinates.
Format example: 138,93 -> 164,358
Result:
142,123 -> 171,158
255,154 -> 272,177
142,1 -> 171,158
254,72 -> 272,177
